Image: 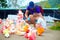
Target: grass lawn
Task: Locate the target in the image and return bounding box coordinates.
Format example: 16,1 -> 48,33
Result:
49,22 -> 60,30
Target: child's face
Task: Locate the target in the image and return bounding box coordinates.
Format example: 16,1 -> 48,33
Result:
17,13 -> 23,19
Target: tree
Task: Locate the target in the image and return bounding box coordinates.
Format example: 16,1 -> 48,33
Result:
40,1 -> 51,8
48,0 -> 60,8
0,0 -> 7,8
36,1 -> 51,8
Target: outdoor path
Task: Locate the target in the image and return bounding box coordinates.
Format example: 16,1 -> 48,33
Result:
0,22 -> 60,40
0,28 -> 60,40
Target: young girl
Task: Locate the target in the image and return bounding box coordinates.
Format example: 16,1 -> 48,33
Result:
33,14 -> 46,36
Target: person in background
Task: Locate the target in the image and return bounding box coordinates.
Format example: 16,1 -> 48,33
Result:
25,1 -> 44,26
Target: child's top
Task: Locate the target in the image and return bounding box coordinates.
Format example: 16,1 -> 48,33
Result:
36,17 -> 46,29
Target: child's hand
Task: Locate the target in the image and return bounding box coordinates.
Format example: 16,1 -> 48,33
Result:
35,24 -> 40,28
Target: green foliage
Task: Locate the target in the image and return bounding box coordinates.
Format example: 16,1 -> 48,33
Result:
49,22 -> 60,30
0,0 -> 5,2
41,1 -> 51,8
36,1 -> 51,8
37,0 -> 60,8
56,4 -> 60,8
48,0 -> 60,8
36,1 -> 52,8
55,22 -> 60,27
0,0 -> 7,8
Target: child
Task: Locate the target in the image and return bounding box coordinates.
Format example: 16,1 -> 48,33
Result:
33,13 -> 46,36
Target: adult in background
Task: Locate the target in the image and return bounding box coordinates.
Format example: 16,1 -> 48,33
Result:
25,1 -> 44,26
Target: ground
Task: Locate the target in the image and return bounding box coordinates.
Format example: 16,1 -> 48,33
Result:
0,23 -> 60,40
0,29 -> 60,40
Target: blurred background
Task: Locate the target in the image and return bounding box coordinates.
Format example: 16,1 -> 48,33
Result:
0,0 -> 60,9
0,0 -> 60,40
0,0 -> 60,22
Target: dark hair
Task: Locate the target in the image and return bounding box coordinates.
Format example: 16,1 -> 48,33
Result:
29,1 -> 34,8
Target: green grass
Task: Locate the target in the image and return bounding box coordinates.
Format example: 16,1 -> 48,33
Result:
49,26 -> 60,30
49,22 -> 60,30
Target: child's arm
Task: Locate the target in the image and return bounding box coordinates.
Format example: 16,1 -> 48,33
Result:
35,18 -> 41,28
